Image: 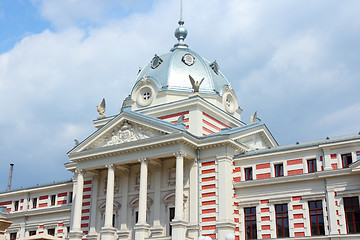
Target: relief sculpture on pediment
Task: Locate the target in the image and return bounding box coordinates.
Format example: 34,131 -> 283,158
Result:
104,122 -> 158,147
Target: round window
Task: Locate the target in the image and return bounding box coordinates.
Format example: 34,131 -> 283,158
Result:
223,92 -> 238,114
136,86 -> 154,107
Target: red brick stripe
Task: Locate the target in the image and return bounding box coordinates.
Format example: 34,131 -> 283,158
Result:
331,154 -> 337,159
293,204 -> 302,210
261,225 -> 270,230
202,184 -> 216,190
260,199 -> 269,204
256,163 -> 270,169
287,159 -> 303,165
202,217 -> 216,222
57,200 -> 67,205
203,126 -> 215,134
294,223 -> 304,228
83,187 -> 91,192
158,111 -> 189,120
257,173 -> 270,179
295,232 -> 305,237
202,200 -> 216,206
57,192 -> 68,197
202,176 -> 215,182
84,180 -> 92,185
202,161 -> 215,167
202,192 -> 216,198
0,201 -> 12,206
39,195 -> 48,200
203,119 -> 221,132
332,163 -> 338,169
202,225 -> 216,230
82,202 -> 90,206
203,112 -> 231,128
288,169 -> 303,175
261,216 -> 270,221
292,196 -> 302,201
202,208 -> 216,214
293,213 -> 303,219
202,169 -> 215,174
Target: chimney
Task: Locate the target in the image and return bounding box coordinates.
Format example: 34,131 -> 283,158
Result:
7,164 -> 14,191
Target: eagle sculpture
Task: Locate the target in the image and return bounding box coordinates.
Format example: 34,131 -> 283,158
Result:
97,98 -> 108,119
189,75 -> 204,93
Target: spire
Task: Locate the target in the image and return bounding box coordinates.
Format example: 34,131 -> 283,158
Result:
172,0 -> 188,50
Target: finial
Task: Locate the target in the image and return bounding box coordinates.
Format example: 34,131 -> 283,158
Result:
172,0 -> 188,50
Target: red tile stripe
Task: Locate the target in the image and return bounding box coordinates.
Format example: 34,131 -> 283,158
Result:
58,192 -> 67,197
158,111 -> 189,120
202,208 -> 216,214
288,169 -> 303,175
202,161 -> 215,167
202,169 -> 215,174
202,192 -> 216,198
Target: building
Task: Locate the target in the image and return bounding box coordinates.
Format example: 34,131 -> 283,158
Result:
1,18 -> 360,240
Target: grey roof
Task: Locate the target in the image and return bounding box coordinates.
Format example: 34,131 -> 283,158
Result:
0,179 -> 72,194
236,133 -> 360,158
131,47 -> 231,97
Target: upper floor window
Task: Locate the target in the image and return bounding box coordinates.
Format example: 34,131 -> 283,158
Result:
342,153 -> 353,168
245,167 -> 253,181
68,192 -> 73,204
14,201 -> 19,211
29,231 -> 36,236
307,159 -> 317,173
48,229 -> 55,236
244,207 -> 257,239
50,195 -> 56,206
309,200 -> 325,235
344,196 -> 360,233
32,198 -> 37,209
274,163 -> 284,177
275,204 -> 289,238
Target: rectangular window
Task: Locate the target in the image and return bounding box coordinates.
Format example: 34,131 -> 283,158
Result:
342,153 -> 353,168
14,201 -> 19,211
50,195 -> 56,206
10,233 -> 17,240
169,207 -> 175,236
68,192 -> 73,204
275,204 -> 289,238
48,229 -> 55,236
307,159 -> 317,173
309,200 -> 325,235
274,164 -> 284,177
29,231 -> 36,236
245,167 -> 253,181
32,198 -> 37,209
244,207 -> 257,239
344,196 -> 360,233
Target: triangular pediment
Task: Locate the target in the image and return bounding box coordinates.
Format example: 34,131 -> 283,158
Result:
69,111 -> 184,154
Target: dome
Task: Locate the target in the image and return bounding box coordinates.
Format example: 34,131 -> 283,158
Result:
131,47 -> 231,96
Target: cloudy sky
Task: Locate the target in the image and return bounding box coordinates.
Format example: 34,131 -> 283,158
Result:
1,0 -> 359,191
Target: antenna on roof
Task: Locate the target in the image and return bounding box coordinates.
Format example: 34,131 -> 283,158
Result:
7,164 -> 14,191
180,0 -> 183,20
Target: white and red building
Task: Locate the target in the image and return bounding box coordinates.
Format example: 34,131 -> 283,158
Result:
1,20 -> 360,240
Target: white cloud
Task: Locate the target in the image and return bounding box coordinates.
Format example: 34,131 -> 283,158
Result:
1,0 -> 360,189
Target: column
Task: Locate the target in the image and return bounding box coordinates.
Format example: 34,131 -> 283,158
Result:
151,160 -> 162,237
171,152 -> 187,240
325,181 -> 338,235
88,174 -> 99,240
187,158 -> 199,240
217,156 -> 236,240
100,164 -> 116,240
323,149 -> 332,171
134,158 -> 150,240
69,169 -> 84,240
118,167 -> 130,239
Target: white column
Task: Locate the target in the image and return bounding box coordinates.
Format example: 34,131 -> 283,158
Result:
69,169 -> 84,240
88,174 -> 99,240
323,149 -> 332,171
217,156 -> 236,240
326,186 -> 338,235
171,152 -> 187,240
118,167 -> 130,239
187,158 -> 199,240
151,161 -> 162,237
101,164 -> 116,240
134,158 -> 150,239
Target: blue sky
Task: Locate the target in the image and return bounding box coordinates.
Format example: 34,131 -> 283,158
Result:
0,0 -> 360,191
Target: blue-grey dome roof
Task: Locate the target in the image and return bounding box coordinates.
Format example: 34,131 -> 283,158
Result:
131,47 -> 231,96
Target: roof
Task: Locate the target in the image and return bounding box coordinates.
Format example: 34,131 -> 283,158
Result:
236,133 -> 360,158
0,179 -> 72,194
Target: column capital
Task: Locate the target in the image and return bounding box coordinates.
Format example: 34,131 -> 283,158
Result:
75,169 -> 83,175
106,164 -> 114,170
216,155 -> 233,163
174,151 -> 186,158
138,158 -> 147,164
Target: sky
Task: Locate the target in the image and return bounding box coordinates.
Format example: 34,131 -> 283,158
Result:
0,0 -> 360,191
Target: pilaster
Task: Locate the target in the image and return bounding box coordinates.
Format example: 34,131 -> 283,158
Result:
69,169 -> 84,240
87,174 -> 99,240
118,166 -> 130,239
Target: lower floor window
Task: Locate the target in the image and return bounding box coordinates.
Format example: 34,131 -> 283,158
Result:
344,196 -> 360,233
244,207 -> 257,239
275,204 -> 289,238
10,233 -> 17,240
309,200 -> 325,235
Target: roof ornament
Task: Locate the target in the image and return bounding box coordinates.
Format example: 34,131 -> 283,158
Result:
250,111 -> 261,123
173,0 -> 188,49
97,98 -> 108,119
189,75 -> 204,93
210,60 -> 219,74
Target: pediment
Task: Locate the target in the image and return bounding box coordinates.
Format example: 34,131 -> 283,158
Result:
69,111 -> 183,154
90,121 -> 164,149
